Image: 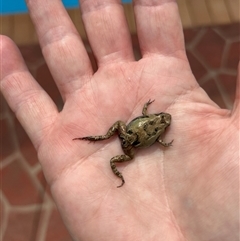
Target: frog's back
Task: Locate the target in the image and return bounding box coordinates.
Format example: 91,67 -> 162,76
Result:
126,116 -> 149,131
126,116 -> 160,148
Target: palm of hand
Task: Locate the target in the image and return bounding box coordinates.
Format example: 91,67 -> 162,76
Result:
39,57 -> 238,240
1,1 -> 238,240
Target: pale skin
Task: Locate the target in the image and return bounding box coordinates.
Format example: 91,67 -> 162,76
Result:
0,0 -> 239,241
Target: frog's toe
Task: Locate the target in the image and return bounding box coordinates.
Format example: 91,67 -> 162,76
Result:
148,99 -> 155,104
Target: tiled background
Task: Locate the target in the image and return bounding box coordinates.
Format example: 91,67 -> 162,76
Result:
2,0 -> 240,46
0,4 -> 239,241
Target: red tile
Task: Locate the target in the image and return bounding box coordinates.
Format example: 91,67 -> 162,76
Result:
195,29 -> 225,69
0,158 -> 43,205
184,29 -> 199,44
131,34 -> 138,46
83,41 -> 98,72
19,45 -> 43,64
37,170 -> 52,197
0,93 -> 9,117
14,117 -> 28,143
186,50 -> 207,81
218,74 -> 237,104
225,41 -> 240,70
0,199 -> 6,230
131,35 -> 141,60
88,50 -> 98,73
200,79 -> 226,108
215,23 -> 240,40
20,139 -> 39,166
0,118 -> 17,161
3,209 -> 41,241
36,63 -> 63,108
45,209 -> 72,241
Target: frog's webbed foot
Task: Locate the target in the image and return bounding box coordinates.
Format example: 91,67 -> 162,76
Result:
158,139 -> 174,147
110,154 -> 133,188
73,121 -> 126,142
142,99 -> 155,116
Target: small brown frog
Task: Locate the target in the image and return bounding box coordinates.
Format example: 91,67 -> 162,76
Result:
73,100 -> 173,188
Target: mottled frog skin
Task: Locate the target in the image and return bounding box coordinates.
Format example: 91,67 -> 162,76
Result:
73,100 -> 173,187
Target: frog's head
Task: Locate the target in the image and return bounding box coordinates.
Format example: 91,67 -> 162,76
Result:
157,112 -> 171,127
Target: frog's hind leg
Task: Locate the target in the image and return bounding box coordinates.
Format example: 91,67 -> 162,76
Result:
142,99 -> 155,116
73,121 -> 126,142
110,154 -> 133,188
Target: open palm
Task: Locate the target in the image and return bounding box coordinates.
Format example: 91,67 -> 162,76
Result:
1,0 -> 239,240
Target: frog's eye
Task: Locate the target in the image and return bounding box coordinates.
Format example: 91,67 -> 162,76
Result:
156,113 -> 165,118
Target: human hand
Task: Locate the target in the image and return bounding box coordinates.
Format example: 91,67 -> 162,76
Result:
1,0 -> 239,240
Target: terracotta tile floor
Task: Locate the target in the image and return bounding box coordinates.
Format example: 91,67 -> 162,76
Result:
0,23 -> 239,240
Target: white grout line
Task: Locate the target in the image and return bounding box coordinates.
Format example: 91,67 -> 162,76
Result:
18,153 -> 53,204
215,76 -> 234,109
35,202 -> 54,241
217,79 -> 236,109
186,28 -> 207,50
220,68 -> 238,76
0,151 -> 21,169
220,40 -> 231,68
31,162 -> 43,174
0,190 -> 11,240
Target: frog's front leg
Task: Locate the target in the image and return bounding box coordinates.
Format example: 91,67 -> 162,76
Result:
142,99 -> 155,116
73,121 -> 126,141
157,138 -> 174,147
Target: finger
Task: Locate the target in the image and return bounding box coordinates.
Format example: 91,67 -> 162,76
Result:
80,0 -> 134,66
26,0 -> 93,99
0,36 -> 58,149
232,62 -> 240,123
133,0 -> 186,58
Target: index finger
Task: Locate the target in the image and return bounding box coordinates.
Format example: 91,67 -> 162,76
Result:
0,37 -> 58,149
